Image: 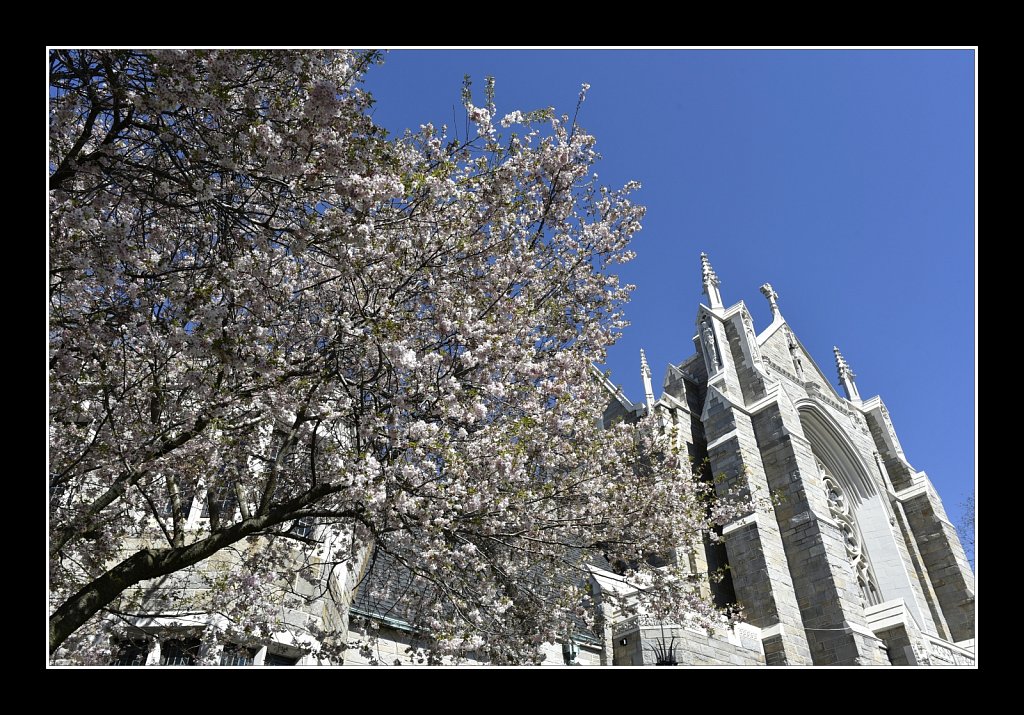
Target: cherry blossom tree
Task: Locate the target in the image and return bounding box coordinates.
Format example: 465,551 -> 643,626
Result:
49,50 -> 744,663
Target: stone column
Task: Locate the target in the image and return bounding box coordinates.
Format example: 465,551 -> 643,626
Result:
898,477 -> 975,643
703,386 -> 813,665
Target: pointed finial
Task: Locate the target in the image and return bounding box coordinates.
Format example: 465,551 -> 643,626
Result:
833,346 -> 854,379
640,348 -> 655,410
833,346 -> 861,401
700,252 -> 719,286
700,252 -> 724,310
760,283 -> 780,318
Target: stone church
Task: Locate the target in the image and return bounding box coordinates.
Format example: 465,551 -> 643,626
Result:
348,253 -> 974,666
583,253 -> 974,666
89,254 -> 975,667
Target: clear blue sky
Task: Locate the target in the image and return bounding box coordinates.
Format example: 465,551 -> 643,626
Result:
361,49 -> 976,535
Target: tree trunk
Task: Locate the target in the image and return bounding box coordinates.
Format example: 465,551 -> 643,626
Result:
49,485 -> 348,656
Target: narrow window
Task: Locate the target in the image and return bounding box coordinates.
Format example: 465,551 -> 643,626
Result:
110,637 -> 150,666
201,479 -> 238,518
219,643 -> 257,666
264,652 -> 299,666
160,637 -> 201,665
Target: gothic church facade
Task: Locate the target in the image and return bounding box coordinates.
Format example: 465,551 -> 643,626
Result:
593,254 -> 974,666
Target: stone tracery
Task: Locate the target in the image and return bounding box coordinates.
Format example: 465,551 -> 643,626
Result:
816,458 -> 882,608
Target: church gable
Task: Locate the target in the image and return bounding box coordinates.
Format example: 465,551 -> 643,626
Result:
619,253 -> 975,667
758,325 -> 798,379
756,323 -> 842,404
795,339 -> 841,397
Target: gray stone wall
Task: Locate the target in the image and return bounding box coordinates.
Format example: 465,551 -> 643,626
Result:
751,403 -> 888,666
613,623 -> 764,666
724,311 -> 769,405
601,395 -> 634,427
703,388 -> 813,665
865,410 -> 915,491
874,624 -> 914,666
900,487 -> 975,642
890,501 -> 950,639
759,326 -> 795,373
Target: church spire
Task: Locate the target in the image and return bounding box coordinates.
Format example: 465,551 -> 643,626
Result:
834,346 -> 861,401
700,252 -> 724,311
760,283 -> 780,319
640,348 -> 655,410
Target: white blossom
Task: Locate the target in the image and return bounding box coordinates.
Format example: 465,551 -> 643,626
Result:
49,50 -> 748,665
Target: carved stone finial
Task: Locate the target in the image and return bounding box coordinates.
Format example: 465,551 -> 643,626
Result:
833,346 -> 854,380
701,252 -> 719,286
700,252 -> 724,310
833,346 -> 861,401
760,283 -> 780,317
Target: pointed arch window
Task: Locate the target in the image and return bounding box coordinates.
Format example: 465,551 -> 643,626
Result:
816,459 -> 882,608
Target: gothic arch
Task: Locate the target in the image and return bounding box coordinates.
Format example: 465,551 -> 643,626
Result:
796,403 -> 938,634
798,404 -> 886,608
797,403 -> 877,502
